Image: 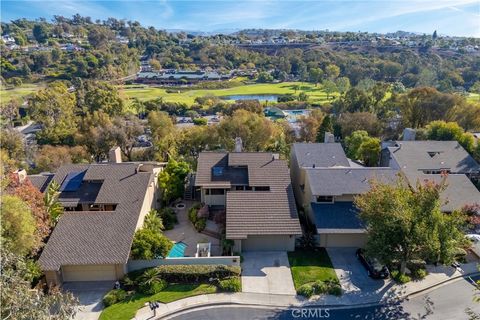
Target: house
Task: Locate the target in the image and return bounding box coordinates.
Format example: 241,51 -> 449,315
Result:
381,140 -> 480,211
31,152 -> 164,285
195,148 -> 302,252
290,143 -> 398,247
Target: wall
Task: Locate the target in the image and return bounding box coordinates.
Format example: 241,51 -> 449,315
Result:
135,168 -> 162,230
201,188 -> 227,206
127,256 -> 241,272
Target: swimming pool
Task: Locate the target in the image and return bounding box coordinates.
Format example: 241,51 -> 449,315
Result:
167,241 -> 187,258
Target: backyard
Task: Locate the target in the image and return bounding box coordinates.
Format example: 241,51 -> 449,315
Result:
287,248 -> 338,289
99,283 -> 216,320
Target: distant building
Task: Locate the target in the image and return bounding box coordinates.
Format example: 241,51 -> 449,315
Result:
135,69 -> 232,85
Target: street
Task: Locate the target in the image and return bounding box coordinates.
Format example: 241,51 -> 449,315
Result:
167,276 -> 480,320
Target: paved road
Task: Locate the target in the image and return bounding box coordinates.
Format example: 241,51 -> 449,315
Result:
167,276 -> 480,320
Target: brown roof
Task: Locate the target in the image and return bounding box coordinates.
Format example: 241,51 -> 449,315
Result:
196,152 -> 301,239
38,163 -> 155,271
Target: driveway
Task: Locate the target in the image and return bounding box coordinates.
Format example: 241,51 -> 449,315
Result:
241,251 -> 296,295
326,248 -> 391,302
63,281 -> 114,320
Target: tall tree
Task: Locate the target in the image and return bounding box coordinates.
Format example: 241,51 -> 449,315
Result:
356,178 -> 466,275
44,181 -> 64,224
158,158 -> 190,205
315,114 -> 333,143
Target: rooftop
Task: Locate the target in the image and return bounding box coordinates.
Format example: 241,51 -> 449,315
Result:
37,163 -> 159,271
311,202 -> 365,232
292,143 -> 350,168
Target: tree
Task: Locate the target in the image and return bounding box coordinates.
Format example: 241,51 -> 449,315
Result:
130,228 -> 173,260
308,67 -> 323,86
345,130 -> 380,166
1,195 -> 38,255
32,24 -> 49,43
87,27 -> 113,49
337,112 -> 382,138
44,181 -> 63,224
1,246 -> 78,319
322,80 -> 337,100
325,64 -> 340,80
82,81 -> 124,116
316,115 -> 333,143
29,82 -> 77,145
110,115 -> 144,161
297,109 -> 324,142
336,77 -> 351,94
256,72 -> 274,83
148,111 -> 178,161
158,158 -> 190,204
144,209 -> 164,232
0,129 -> 25,163
35,145 -> 89,172
425,121 -> 475,153
355,178 -> 466,275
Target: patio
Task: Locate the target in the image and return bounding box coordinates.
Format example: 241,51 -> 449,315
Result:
163,201 -> 221,257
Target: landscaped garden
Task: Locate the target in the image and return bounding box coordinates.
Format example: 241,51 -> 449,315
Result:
287,248 -> 341,298
99,264 -> 241,320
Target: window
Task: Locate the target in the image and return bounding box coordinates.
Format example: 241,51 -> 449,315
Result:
245,186 -> 253,191
235,186 -> 245,191
316,196 -> 334,203
208,189 -> 225,195
255,186 -> 270,191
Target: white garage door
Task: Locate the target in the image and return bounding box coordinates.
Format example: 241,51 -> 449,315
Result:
62,265 -> 117,282
242,235 -> 295,251
319,233 -> 367,247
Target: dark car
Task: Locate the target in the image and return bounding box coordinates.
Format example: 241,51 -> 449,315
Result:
356,248 -> 390,279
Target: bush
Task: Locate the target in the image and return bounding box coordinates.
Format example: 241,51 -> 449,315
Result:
391,270 -> 411,284
193,118 -> 208,126
130,228 -> 173,260
312,280 -> 328,294
160,208 -> 177,230
218,277 -> 241,292
297,284 -> 314,298
188,205 -> 207,232
194,218 -> 207,232
103,289 -> 127,307
412,269 -> 428,280
139,279 -> 168,295
327,283 -> 342,296
155,264 -> 241,283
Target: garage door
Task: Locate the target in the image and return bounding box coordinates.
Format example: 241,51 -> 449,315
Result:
62,265 -> 117,282
242,235 -> 295,251
319,233 -> 367,247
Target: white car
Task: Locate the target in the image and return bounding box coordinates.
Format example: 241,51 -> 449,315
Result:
465,234 -> 480,257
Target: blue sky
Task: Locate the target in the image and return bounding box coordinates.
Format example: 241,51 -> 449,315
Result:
1,0 -> 479,37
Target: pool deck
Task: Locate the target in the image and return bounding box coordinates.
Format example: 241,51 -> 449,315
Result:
164,201 -> 221,257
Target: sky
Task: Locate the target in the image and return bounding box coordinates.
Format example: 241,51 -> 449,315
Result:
1,0 -> 479,37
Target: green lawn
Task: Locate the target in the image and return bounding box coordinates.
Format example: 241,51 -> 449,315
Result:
287,249 -> 338,289
119,82 -> 336,105
0,83 -> 44,102
99,283 -> 217,320
467,93 -> 479,102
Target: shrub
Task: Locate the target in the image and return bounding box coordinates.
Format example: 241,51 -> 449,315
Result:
188,205 -> 207,232
312,280 -> 328,294
155,264 -> 241,283
297,284 -> 314,298
391,270 -> 411,284
412,269 -> 428,280
217,277 -> 241,292
130,229 -> 173,260
327,283 -> 342,296
160,208 -> 177,230
103,289 -> 127,307
193,118 -> 208,126
194,218 -> 207,232
139,279 -> 168,295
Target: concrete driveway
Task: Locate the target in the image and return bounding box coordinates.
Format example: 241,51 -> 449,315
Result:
326,248 -> 391,301
241,251 -> 296,295
63,281 -> 114,320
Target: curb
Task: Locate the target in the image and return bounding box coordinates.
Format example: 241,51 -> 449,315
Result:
154,271 -> 480,319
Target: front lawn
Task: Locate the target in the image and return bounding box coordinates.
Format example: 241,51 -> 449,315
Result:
99,283 -> 216,320
288,248 -> 338,289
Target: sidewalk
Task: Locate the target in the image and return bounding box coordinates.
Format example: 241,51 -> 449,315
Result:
134,262 -> 479,319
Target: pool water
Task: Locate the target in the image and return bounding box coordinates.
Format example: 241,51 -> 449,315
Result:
167,242 -> 187,258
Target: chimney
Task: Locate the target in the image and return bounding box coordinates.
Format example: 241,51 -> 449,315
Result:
234,137 -> 243,152
272,153 -> 279,160
324,132 -> 335,143
13,169 -> 27,184
109,147 -> 122,163
402,128 -> 416,141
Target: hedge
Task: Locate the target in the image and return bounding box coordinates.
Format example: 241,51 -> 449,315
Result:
218,277 -> 242,292
296,279 -> 341,298
103,289 -> 127,307
154,264 -> 241,283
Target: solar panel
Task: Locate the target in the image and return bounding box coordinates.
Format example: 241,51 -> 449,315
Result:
60,171 -> 86,192
212,166 -> 224,176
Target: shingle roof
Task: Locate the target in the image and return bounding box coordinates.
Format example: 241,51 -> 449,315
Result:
311,202 -> 365,232
196,152 -> 301,239
412,174 -> 480,212
28,173 -> 54,193
389,141 -> 480,177
305,168 -> 399,196
292,143 -> 350,168
38,163 -> 155,271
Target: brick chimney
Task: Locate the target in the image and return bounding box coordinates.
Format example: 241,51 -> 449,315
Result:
234,137 -> 243,152
324,132 -> 335,143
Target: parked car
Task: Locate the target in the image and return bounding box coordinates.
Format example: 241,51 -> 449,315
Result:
356,248 -> 390,279
465,234 -> 480,257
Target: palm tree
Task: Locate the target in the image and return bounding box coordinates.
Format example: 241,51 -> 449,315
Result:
44,180 -> 63,224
